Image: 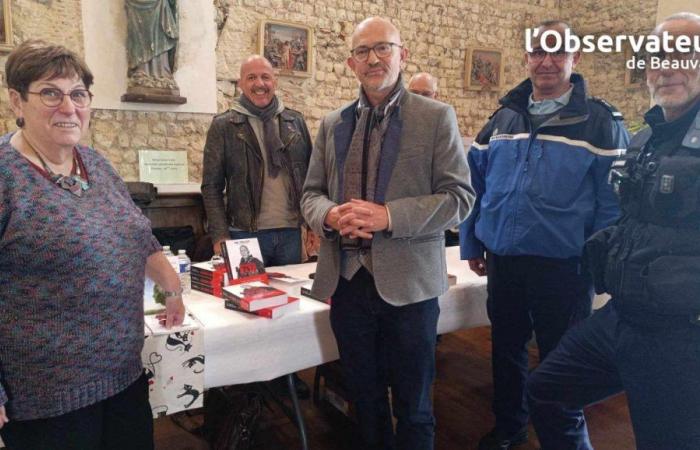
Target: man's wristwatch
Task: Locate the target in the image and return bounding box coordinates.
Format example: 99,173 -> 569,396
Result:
161,287 -> 183,298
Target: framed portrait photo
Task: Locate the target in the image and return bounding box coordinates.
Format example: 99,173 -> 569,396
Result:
0,0 -> 12,52
258,19 -> 314,77
465,47 -> 504,91
624,45 -> 646,88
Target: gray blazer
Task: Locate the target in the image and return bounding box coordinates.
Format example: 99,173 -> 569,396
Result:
301,91 -> 474,306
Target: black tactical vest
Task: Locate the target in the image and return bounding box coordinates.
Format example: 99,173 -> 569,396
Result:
613,107 -> 700,228
601,106 -> 700,319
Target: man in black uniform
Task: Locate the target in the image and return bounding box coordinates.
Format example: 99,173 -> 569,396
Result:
526,12 -> 700,450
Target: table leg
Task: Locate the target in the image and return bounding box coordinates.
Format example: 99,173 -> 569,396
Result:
286,373 -> 309,450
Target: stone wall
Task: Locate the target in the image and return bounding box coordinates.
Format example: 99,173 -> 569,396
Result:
561,0 -> 658,127
1,0 -> 660,181
0,0 -> 86,137
90,110 -> 211,181
214,0 -> 562,139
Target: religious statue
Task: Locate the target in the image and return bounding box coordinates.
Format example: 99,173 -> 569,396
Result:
123,0 -> 186,104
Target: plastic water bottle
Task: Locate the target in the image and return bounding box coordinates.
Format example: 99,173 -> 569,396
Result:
162,246 -> 179,273
178,249 -> 192,295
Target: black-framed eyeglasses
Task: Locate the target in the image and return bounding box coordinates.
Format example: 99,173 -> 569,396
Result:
26,88 -> 93,108
350,42 -> 402,62
527,48 -> 569,62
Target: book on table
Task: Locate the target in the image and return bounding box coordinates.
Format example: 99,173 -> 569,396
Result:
191,260 -> 228,293
224,296 -> 300,319
267,272 -> 307,284
222,281 -> 288,311
267,272 -> 309,295
191,279 -> 224,298
300,285 -> 331,305
220,238 -> 266,280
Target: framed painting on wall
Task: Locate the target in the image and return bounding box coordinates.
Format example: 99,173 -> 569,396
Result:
465,47 -> 504,91
0,0 -> 12,52
258,19 -> 314,77
624,45 -> 646,88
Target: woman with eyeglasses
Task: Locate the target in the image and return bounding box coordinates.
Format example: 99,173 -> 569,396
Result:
0,40 -> 185,449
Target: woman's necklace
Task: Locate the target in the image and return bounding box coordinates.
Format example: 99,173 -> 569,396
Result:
21,132 -> 89,197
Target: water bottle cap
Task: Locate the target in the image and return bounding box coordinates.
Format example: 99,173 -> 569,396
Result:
178,249 -> 186,254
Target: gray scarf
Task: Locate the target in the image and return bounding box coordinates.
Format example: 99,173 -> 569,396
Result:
343,78 -> 405,204
341,78 -> 405,249
239,94 -> 285,178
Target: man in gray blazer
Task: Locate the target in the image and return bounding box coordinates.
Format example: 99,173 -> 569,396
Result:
301,17 -> 473,450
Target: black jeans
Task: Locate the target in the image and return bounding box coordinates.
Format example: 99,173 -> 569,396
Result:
0,373 -> 153,450
330,268 -> 440,450
485,253 -> 593,435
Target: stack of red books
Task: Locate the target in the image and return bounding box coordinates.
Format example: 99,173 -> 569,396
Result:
191,261 -> 228,297
223,281 -> 300,319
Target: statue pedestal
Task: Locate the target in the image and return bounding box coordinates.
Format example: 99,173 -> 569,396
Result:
121,86 -> 187,105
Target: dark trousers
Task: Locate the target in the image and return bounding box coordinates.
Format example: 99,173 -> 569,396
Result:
528,302 -> 700,450
0,373 -> 153,450
330,268 -> 440,450
229,227 -> 301,266
485,253 -> 593,435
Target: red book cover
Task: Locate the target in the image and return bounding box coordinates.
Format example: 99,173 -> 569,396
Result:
222,281 -> 287,311
191,261 -> 228,285
191,273 -> 225,288
191,270 -> 226,281
191,280 -> 224,298
225,296 -> 300,319
221,238 -> 266,280
237,262 -> 260,278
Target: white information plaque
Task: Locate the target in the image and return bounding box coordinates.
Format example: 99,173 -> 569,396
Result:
139,150 -> 189,184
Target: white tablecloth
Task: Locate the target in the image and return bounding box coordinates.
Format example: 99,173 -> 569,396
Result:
185,246 -> 488,389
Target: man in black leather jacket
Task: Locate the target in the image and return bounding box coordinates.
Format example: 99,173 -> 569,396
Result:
201,55 -> 312,266
526,13 -> 700,450
201,55 -> 313,398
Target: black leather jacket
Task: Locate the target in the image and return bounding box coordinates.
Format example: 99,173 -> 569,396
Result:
201,107 -> 312,241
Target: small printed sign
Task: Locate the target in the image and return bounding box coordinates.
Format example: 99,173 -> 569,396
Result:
139,150 -> 188,184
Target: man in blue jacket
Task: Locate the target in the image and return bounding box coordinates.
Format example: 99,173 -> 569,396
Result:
528,13 -> 700,450
459,20 -> 629,450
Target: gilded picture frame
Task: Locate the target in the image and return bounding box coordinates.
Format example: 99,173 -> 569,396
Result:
0,0 -> 12,52
465,47 -> 504,91
258,19 -> 314,77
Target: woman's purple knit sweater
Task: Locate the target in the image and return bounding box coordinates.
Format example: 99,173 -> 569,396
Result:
0,132 -> 160,420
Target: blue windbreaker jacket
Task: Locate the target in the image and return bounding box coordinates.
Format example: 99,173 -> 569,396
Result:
460,73 -> 630,260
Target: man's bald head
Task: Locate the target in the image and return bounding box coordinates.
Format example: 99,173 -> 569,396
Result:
239,55 -> 277,108
408,72 -> 439,99
347,17 -> 408,106
239,55 -> 274,79
351,17 -> 402,48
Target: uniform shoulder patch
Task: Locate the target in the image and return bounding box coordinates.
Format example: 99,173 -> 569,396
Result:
590,97 -> 624,121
